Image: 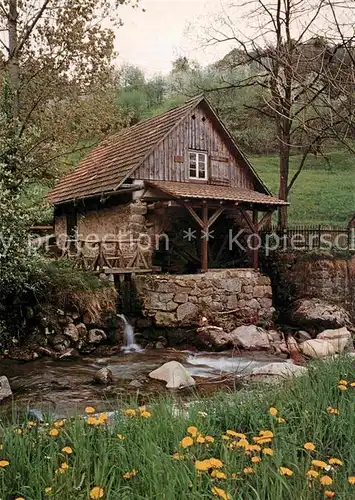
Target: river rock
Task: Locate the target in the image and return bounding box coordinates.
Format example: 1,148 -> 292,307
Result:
195,326 -> 232,351
93,367 -> 113,385
250,362 -> 307,381
50,334 -> 71,352
63,324 -> 79,343
76,323 -> 88,340
296,330 -> 312,342
149,361 -> 196,389
88,329 -> 107,344
299,339 -> 337,359
316,327 -> 352,352
0,376 -> 12,401
230,325 -> 270,350
289,298 -> 351,334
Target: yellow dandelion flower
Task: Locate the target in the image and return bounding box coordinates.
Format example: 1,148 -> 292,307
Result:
263,448 -> 274,456
195,459 -> 212,472
211,487 -> 230,500
312,460 -> 328,469
187,426 -> 198,437
222,435 -> 230,441
248,444 -> 261,452
231,473 -> 238,479
123,409 -> 136,417
348,476 -> 355,484
140,410 -> 152,418
304,442 -> 316,451
253,436 -> 272,445
338,384 -> 347,391
251,456 -> 261,463
320,476 -> 333,486
117,434 -> 125,440
84,407 -> 96,414
327,407 -> 339,415
48,429 -> 59,437
60,462 -> 69,471
13,428 -> 22,435
329,458 -> 342,466
279,467 -> 293,476
226,430 -> 246,439
351,382 -> 355,387
0,460 -> 9,467
306,469 -> 319,479
236,438 -> 249,448
123,469 -> 137,479
196,435 -> 205,444
61,447 -> 72,454
243,467 -> 254,474
0,444 -> 2,449
205,435 -> 215,443
44,487 -> 52,495
268,407 -> 278,416
259,430 -> 273,438
339,380 -> 348,386
172,453 -> 184,461
209,458 -> 223,469
27,421 -> 36,428
90,487 -> 104,499
180,436 -> 194,448
277,417 -> 286,423
86,417 -> 98,426
15,497 -> 25,500
211,470 -> 227,479
324,491 -> 335,498
54,420 -> 65,428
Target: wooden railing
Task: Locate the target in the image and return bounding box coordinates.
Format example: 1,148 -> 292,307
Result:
261,225 -> 354,251
59,238 -> 152,274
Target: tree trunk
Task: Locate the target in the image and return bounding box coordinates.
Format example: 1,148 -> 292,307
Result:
8,0 -> 20,118
278,140 -> 290,230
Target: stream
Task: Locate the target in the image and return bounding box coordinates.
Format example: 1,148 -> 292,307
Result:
0,349 -> 283,417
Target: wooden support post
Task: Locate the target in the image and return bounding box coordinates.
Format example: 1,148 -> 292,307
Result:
201,202 -> 208,272
252,209 -> 259,270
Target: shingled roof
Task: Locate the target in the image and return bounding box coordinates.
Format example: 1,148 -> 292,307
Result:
145,181 -> 288,206
47,96 -> 271,205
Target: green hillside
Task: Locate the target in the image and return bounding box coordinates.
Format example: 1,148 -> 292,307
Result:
251,149 -> 355,226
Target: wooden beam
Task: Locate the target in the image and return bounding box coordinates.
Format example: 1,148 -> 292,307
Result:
201,202 -> 208,272
208,206 -> 225,228
238,207 -> 257,233
258,210 -> 273,230
182,202 -> 204,228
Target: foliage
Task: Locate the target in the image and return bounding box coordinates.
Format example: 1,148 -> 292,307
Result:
252,148 -> 355,225
1,358 -> 355,498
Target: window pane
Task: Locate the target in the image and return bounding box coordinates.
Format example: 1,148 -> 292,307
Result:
189,152 -> 196,162
190,167 -> 197,178
198,167 -> 206,179
198,153 -> 206,163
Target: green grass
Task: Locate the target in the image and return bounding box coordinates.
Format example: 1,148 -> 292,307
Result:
1,357 -> 355,499
251,148 -> 355,226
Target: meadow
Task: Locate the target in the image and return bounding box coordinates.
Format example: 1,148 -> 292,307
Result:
1,357 -> 355,499
251,148 -> 355,226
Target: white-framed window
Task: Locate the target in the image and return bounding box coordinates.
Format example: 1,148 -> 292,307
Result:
189,151 -> 208,180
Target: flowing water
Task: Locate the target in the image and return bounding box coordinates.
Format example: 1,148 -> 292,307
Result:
0,349 -> 283,417
117,314 -> 142,353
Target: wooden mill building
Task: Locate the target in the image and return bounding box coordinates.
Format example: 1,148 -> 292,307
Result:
48,96 -> 287,275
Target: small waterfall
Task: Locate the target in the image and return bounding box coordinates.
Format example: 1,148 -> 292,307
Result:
117,314 -> 142,353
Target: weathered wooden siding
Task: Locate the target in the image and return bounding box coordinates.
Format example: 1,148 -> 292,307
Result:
131,105 -> 255,189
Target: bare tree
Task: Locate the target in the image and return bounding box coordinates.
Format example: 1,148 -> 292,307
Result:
203,0 -> 355,228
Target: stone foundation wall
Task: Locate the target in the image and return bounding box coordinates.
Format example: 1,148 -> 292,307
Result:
265,253 -> 355,321
133,269 -> 274,331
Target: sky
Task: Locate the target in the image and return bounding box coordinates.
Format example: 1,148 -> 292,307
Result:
114,0 -> 233,76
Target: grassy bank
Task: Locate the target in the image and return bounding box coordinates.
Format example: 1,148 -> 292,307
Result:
251,149 -> 355,226
1,357 -> 355,499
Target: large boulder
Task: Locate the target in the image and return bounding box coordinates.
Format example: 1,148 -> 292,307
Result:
93,367 -> 113,385
230,325 -> 270,350
0,376 -> 12,401
316,327 -> 352,353
63,324 -> 79,343
88,329 -> 107,344
50,334 -> 71,353
176,303 -> 199,324
195,326 -> 232,351
299,339 -> 337,359
250,362 -> 307,381
289,298 -> 351,334
149,361 -> 195,389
